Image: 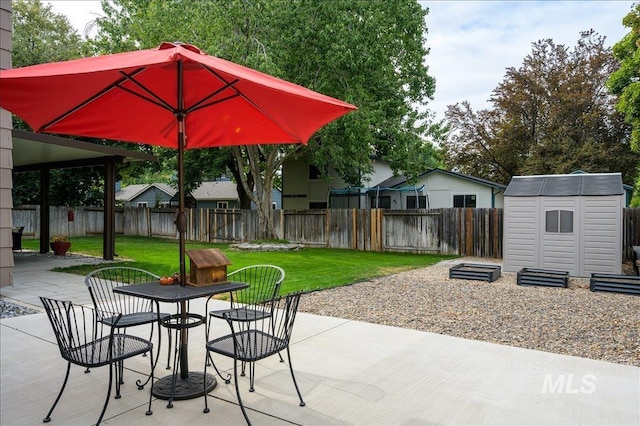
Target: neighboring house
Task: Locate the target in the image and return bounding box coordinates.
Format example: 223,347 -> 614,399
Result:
282,157 -> 394,209
282,156 -> 506,209
371,168 -> 507,209
250,187 -> 282,210
117,180 -> 281,210
190,180 -> 240,209
115,183 -> 176,208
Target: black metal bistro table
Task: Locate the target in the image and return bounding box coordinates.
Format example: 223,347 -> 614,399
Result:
113,281 -> 248,403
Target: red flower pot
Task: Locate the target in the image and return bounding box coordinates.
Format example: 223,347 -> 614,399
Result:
50,241 -> 71,256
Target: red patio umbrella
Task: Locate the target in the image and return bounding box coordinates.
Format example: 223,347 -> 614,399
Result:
0,42 -> 357,285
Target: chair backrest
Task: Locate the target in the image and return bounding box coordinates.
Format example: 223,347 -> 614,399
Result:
85,267 -> 159,318
226,291 -> 302,361
40,297 -> 120,366
227,265 -> 285,306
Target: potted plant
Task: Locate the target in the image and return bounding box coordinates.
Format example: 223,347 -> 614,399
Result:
50,236 -> 71,256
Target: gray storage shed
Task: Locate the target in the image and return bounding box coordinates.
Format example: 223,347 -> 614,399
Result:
503,173 -> 624,277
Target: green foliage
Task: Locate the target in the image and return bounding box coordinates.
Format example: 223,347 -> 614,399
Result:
11,0 -> 89,67
11,0 -> 107,207
22,236 -> 455,294
607,3 -> 640,153
444,31 -> 639,187
268,0 -> 438,184
90,0 -> 439,237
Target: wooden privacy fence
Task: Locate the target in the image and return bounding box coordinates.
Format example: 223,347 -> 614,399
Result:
12,205 -> 640,259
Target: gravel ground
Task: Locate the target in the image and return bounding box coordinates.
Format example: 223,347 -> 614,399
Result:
0,300 -> 39,319
298,259 -> 640,367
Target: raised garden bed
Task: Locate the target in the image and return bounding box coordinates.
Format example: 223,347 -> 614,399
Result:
449,263 -> 501,282
589,273 -> 640,296
517,268 -> 569,288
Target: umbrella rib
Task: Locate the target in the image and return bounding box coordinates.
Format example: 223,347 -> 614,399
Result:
118,70 -> 176,113
187,93 -> 240,114
185,78 -> 240,114
39,68 -> 147,132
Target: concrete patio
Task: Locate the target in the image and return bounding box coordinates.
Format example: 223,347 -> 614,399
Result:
1,252 -> 639,425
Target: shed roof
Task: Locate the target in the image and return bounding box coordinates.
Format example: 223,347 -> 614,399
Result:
504,173 -> 624,197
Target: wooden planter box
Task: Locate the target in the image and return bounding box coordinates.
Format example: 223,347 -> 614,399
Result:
449,263 -> 501,282
186,248 -> 232,287
517,268 -> 569,288
590,273 -> 640,296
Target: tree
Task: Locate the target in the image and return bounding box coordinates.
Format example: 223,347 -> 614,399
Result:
11,0 -> 106,206
607,3 -> 640,206
443,31 -> 638,187
91,0 -> 438,238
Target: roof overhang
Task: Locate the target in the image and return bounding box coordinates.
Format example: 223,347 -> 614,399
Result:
12,129 -> 157,172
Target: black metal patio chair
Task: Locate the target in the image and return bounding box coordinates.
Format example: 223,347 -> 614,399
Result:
206,265 -> 285,391
85,267 -> 175,383
203,291 -> 306,425
40,297 -> 154,425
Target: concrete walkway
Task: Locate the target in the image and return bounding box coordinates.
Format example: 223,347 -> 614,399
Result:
1,252 -> 639,425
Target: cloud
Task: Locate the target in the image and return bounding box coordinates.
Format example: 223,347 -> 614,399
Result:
421,0 -> 635,120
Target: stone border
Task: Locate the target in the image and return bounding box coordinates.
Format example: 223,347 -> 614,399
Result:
229,243 -> 305,251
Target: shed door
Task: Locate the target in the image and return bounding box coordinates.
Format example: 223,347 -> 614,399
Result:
580,196 -> 622,276
540,198 -> 579,276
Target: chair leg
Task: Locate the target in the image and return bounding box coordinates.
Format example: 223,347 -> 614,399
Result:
203,351 -> 211,414
43,362 -> 71,423
145,349 -> 154,416
233,358 -> 252,426
248,362 -> 255,392
137,321 -> 162,390
96,360 -> 116,425
114,360 -> 123,399
286,348 -> 305,407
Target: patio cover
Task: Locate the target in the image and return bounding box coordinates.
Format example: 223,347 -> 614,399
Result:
11,129 -> 156,259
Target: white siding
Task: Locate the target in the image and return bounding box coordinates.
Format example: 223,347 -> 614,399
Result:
417,172 -> 503,208
580,196 -> 622,275
503,197 -> 538,272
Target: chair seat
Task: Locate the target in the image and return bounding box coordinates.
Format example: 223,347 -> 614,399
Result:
101,311 -> 172,328
64,334 -> 153,367
209,308 -> 271,322
206,330 -> 286,362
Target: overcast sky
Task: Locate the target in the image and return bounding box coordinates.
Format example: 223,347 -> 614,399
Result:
48,0 -> 635,121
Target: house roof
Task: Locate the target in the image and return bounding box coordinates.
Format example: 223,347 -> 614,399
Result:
377,168 -> 507,190
504,173 -> 624,197
116,183 -> 176,202
191,181 -> 238,201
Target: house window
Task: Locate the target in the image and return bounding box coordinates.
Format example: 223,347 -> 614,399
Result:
159,201 -> 170,208
309,165 -> 322,180
406,196 -> 426,209
137,202 -> 148,207
453,194 -> 476,208
370,196 -> 391,209
217,201 -> 228,209
272,202 -> 277,210
309,201 -> 327,209
545,210 -> 574,233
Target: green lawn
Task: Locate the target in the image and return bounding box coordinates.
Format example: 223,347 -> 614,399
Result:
22,236 -> 456,294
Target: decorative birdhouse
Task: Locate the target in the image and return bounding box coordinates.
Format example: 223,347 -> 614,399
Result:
185,248 -> 232,287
